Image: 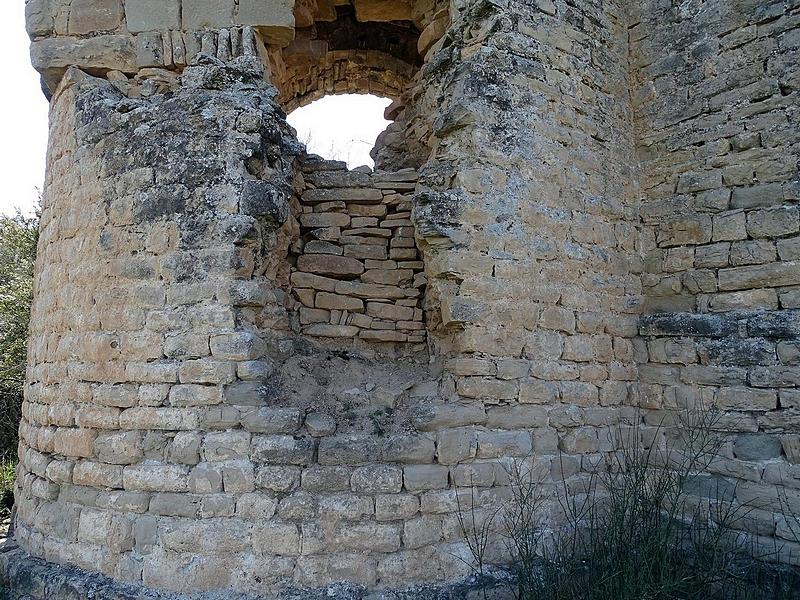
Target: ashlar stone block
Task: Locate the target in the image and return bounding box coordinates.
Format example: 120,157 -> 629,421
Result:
125,0 -> 180,32
72,460 -> 123,489
189,463 -> 223,493
404,515 -> 442,549
353,0 -> 413,22
381,434 -> 435,464
351,465 -> 403,494
301,466 -> 351,492
251,435 -> 315,465
256,465 -> 301,492
236,0 -> 295,46
318,494 -> 374,520
222,461 -> 256,493
123,464 -> 188,492
183,0 -> 235,30
95,430 -> 143,465
375,494 -> 419,521
333,522 -> 401,553
25,0 -> 56,37
253,521 -> 300,555
202,431 -> 251,461
68,0 -> 122,35
476,431 -> 532,458
403,465 -> 449,492
53,427 -> 97,458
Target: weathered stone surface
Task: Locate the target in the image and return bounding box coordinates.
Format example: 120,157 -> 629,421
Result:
304,412 -> 337,437
640,313 -> 739,337
518,379 -> 559,404
315,292 -> 364,311
73,460 -> 123,489
476,431 -> 532,458
123,464 -> 188,492
305,240 -> 343,255
375,494 -> 419,521
486,405 -> 547,429
31,37 -> 136,91
124,0 -> 180,32
255,465 -> 301,493
291,271 -> 339,291
413,404 -> 486,432
351,465 -> 403,494
381,434 -> 435,464
182,0 -> 235,29
318,435 -> 379,466
25,0 -> 56,37
304,324 -> 361,337
235,0 -> 295,46
301,212 -> 351,228
297,254 -> 365,278
403,465 -> 449,492
733,435 -> 783,461
747,207 -> 799,239
303,188 -> 383,204
353,0 -> 413,22
241,408 -> 302,434
333,281 -> 406,299
251,436 -> 315,465
68,0 -> 122,34
719,262 -> 800,291
95,431 -> 143,465
435,428 -> 476,465
53,428 -> 96,458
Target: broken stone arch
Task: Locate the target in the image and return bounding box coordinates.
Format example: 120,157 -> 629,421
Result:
278,49 -> 414,112
270,3 -> 423,113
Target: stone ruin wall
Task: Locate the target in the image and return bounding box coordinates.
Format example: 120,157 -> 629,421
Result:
633,0 -> 800,552
2,0 -> 800,598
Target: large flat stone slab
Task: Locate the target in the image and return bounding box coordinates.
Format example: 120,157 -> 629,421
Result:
236,0 -> 295,46
31,35 -> 137,92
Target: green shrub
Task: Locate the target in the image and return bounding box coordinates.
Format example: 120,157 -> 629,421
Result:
459,403 -> 800,600
0,458 -> 14,517
0,211 -> 37,462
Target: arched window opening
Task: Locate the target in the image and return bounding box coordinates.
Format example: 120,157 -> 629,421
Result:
287,94 -> 392,169
277,2 -> 428,345
266,3 -> 421,113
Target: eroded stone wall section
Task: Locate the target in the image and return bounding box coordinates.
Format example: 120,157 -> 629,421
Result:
290,160 -> 426,344
11,57 -> 333,593
633,0 -> 800,553
410,0 -> 642,513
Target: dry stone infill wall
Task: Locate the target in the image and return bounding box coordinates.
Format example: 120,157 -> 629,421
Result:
290,160 -> 426,344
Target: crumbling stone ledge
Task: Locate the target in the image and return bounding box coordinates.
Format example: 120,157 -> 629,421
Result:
0,539 -> 511,600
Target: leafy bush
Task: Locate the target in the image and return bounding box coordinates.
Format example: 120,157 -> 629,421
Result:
0,212 -> 38,465
460,403 -> 800,600
0,458 -> 14,517
0,211 -> 37,520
